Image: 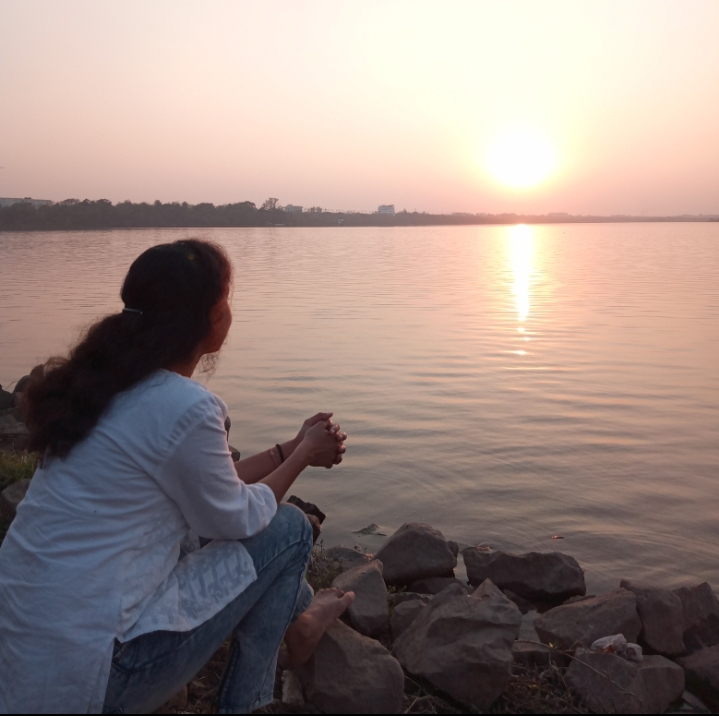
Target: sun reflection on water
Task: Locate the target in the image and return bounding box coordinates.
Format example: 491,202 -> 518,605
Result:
510,224 -> 534,326
507,224 -> 535,356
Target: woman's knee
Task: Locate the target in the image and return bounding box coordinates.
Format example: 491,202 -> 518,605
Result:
273,503 -> 313,553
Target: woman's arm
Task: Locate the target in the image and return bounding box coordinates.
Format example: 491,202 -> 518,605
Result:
233,412 -> 345,485
258,420 -> 344,503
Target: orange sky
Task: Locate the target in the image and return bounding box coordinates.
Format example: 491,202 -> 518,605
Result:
1,0 -> 718,215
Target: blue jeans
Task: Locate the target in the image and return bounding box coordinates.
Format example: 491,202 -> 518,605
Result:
102,504 -> 314,714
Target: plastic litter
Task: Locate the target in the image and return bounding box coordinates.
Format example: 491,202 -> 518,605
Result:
590,634 -> 643,662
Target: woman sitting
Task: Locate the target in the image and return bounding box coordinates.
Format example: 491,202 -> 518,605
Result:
0,239 -> 353,714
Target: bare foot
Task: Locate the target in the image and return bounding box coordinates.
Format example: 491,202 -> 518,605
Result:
284,587 -> 355,667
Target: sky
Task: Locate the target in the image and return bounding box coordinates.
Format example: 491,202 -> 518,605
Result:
1,0 -> 718,215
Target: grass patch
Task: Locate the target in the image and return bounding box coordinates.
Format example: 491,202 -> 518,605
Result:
0,450 -> 37,492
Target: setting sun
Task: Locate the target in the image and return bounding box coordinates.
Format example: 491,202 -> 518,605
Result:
487,128 -> 556,189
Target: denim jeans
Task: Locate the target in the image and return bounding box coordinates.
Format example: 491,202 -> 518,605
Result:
102,504 -> 314,714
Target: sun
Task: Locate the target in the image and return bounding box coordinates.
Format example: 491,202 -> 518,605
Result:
487,127 -> 556,189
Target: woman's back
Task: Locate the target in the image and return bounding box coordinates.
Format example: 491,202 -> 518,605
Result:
0,370 -> 263,712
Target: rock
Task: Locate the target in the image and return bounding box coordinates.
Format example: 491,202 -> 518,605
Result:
297,620 -> 404,714
677,644 -> 719,710
621,579 -> 686,655
535,588 -> 641,650
674,583 -> 719,654
228,445 -> 241,461
503,589 -> 534,614
394,580 -> 521,710
0,413 -> 28,436
408,576 -> 468,595
512,641 -> 569,668
332,560 -> 389,636
281,670 -> 305,706
447,540 -> 459,557
519,611 -> 540,642
638,655 -> 686,714
287,495 -> 326,524
0,479 -> 31,522
388,591 -> 428,608
304,514 -> 321,543
0,388 -> 13,411
375,522 -> 457,585
325,545 -> 372,573
390,599 -> 427,640
566,650 -> 684,714
462,548 -> 585,602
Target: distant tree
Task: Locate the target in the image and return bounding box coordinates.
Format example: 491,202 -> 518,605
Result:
307,206 -> 323,213
260,197 -> 279,211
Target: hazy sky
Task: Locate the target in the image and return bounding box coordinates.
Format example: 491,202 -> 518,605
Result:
1,0 -> 718,215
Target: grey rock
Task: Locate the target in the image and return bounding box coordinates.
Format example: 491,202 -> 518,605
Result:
503,589 -> 534,614
390,600 -> 427,640
535,588 -> 641,649
621,579 -> 686,655
638,655 -> 686,714
325,546 -> 372,573
388,591 -> 429,608
567,650 -> 645,713
512,641 -> 569,668
228,445 -> 241,461
0,388 -> 13,411
332,559 -> 388,636
0,413 -> 29,436
677,644 -> 719,710
0,479 -> 31,522
375,522 -> 457,586
447,540 -> 459,557
297,620 -> 404,714
674,583 -> 719,654
287,495 -> 326,524
519,611 -> 540,642
394,580 -> 521,710
409,576 -> 468,595
463,548 -> 585,602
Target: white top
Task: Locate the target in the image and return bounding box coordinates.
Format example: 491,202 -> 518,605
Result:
0,371 -> 277,714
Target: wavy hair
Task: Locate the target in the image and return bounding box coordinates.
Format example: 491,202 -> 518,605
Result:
24,239 -> 232,459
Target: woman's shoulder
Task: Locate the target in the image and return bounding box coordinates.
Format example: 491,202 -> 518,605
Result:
110,370 -> 227,428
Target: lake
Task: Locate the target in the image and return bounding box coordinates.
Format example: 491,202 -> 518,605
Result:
1,223 -> 718,592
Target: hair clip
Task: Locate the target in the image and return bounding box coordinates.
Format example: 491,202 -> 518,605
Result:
122,307 -> 143,315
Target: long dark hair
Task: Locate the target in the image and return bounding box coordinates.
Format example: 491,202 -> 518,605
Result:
25,239 -> 232,459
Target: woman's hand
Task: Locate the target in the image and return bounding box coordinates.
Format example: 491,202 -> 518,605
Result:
296,412 -> 334,444
298,419 -> 347,469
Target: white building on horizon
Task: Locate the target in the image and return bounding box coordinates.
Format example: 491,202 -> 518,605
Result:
0,197 -> 53,208
284,204 -> 303,213
378,204 -> 395,215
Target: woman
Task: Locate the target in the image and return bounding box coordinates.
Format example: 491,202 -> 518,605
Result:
0,239 -> 353,714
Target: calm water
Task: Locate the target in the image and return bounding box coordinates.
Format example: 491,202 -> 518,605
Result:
1,224 -> 718,592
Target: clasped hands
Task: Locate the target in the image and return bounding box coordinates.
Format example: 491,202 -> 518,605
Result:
295,412 -> 347,469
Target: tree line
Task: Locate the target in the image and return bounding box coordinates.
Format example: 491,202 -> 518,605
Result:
0,198 -> 709,231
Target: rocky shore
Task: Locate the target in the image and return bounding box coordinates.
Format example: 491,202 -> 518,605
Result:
2,380 -> 719,713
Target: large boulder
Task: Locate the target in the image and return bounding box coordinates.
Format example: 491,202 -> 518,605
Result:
535,588 -> 641,650
324,545 -> 372,573
620,579 -> 685,655
375,523 -> 456,586
297,619 -> 405,714
566,650 -> 684,714
673,582 -> 719,654
0,479 -> 31,522
390,599 -> 428,640
332,560 -> 388,636
677,644 -> 719,710
394,580 -> 521,710
408,576 -> 468,595
512,641 -> 569,669
462,548 -> 585,603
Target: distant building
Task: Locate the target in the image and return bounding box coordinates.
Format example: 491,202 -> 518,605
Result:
0,197 -> 53,208
378,204 -> 395,215
284,204 -> 303,213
